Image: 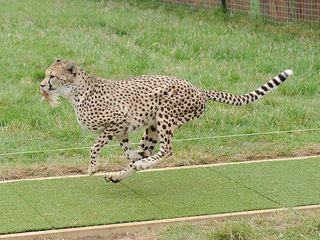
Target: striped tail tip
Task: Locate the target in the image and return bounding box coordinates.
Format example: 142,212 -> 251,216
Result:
284,69 -> 293,77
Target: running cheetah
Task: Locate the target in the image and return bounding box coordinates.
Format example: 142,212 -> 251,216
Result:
40,59 -> 293,183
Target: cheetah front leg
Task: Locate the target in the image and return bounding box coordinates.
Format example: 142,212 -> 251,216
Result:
105,123 -> 172,183
88,131 -> 113,175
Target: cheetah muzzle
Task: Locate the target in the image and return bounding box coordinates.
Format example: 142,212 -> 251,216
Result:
40,59 -> 293,183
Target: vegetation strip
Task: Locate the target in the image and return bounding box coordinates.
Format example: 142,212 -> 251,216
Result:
1,205 -> 320,240
2,128 -> 319,156
1,155 -> 319,184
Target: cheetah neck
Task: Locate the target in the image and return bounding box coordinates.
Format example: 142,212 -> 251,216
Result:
68,71 -> 96,107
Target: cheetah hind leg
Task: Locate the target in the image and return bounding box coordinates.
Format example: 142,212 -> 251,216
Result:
105,127 -> 171,183
127,124 -> 159,160
117,134 -> 152,161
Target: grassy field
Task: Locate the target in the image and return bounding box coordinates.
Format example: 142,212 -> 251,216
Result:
0,0 -> 319,179
65,209 -> 320,239
1,158 -> 319,234
158,211 -> 320,240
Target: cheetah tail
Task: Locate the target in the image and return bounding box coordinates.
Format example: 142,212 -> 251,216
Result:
205,69 -> 293,106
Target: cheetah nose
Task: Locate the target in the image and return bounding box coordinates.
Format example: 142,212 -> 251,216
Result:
40,84 -> 46,88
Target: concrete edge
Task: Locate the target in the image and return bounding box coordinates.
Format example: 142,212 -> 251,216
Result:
1,204 -> 320,240
1,155 -> 319,184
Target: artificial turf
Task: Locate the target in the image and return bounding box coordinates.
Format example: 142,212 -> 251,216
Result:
0,158 -> 319,235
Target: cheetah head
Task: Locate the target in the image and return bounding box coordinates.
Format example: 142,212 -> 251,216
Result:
40,59 -> 78,107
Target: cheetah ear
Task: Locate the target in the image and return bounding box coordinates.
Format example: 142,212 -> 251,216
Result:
54,58 -> 61,63
66,62 -> 77,76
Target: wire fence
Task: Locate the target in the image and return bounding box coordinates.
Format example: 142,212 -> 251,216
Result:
1,128 -> 319,156
163,0 -> 320,22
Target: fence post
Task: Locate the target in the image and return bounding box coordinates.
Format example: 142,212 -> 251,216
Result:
221,0 -> 228,12
250,0 -> 260,16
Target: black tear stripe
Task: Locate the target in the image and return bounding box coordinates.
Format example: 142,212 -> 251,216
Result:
48,78 -> 55,91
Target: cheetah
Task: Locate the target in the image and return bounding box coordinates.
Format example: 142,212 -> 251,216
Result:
40,59 -> 293,183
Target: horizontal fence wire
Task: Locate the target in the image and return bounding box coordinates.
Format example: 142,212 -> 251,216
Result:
1,128 -> 319,156
163,0 -> 320,22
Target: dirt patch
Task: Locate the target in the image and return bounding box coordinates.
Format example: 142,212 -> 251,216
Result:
73,231 -> 156,240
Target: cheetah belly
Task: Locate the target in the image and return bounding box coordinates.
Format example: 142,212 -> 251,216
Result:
76,116 -> 105,132
126,115 -> 153,133
74,106 -> 107,132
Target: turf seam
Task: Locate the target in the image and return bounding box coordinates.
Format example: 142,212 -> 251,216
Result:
207,167 -> 282,207
8,184 -> 56,230
119,182 -> 164,212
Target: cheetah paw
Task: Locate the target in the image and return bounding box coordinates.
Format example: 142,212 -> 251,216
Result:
104,173 -> 121,183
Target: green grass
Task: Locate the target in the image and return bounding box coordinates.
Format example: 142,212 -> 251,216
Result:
0,0 -> 320,178
158,211 -> 320,240
0,158 -> 319,234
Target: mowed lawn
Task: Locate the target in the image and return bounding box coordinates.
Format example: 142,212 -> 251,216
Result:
0,0 -> 319,178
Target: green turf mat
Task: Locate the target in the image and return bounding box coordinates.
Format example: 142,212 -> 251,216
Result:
7,177 -> 165,233
212,158 -> 320,207
127,168 -> 277,218
0,184 -> 51,234
1,158 -> 319,235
